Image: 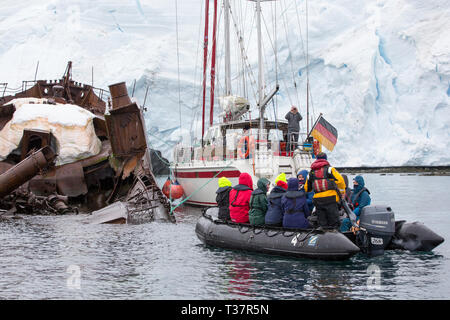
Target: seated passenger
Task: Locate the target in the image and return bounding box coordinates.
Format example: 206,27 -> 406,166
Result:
229,173 -> 253,223
249,178 -> 270,226
281,177 -> 311,229
265,173 -> 288,227
216,177 -> 232,221
340,175 -> 371,232
297,169 -> 314,213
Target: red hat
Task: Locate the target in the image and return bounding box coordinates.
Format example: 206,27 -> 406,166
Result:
276,180 -> 288,190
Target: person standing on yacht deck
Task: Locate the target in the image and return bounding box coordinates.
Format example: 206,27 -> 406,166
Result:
285,106 -> 303,153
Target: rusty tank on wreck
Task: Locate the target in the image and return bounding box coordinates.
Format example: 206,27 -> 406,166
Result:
0,62 -> 173,224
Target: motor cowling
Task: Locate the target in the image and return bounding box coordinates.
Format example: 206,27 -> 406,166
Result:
357,205 -> 395,256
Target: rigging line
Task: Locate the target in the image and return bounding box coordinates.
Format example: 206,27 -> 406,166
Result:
273,0 -> 279,124
215,34 -> 225,102
4,85 -> 23,91
293,0 -> 313,131
169,160 -> 234,215
175,0 -> 182,139
280,0 -> 301,114
235,31 -> 241,97
259,9 -> 294,107
273,1 -> 278,86
293,0 -> 308,67
214,15 -> 225,95
189,0 -> 205,127
241,0 -> 248,99
237,0 -> 247,98
244,9 -> 256,62
243,0 -> 249,36
229,5 -> 258,104
306,0 -> 310,132
242,21 -> 258,99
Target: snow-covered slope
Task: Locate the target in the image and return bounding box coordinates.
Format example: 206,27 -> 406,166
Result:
0,0 -> 449,166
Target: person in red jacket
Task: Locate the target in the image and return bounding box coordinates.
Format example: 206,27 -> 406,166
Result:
229,172 -> 254,223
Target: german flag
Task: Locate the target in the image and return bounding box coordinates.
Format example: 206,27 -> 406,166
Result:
310,115 -> 338,151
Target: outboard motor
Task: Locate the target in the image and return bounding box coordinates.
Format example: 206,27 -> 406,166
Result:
357,205 -> 395,256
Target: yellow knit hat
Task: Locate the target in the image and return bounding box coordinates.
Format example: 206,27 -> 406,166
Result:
274,172 -> 287,184
218,177 -> 232,188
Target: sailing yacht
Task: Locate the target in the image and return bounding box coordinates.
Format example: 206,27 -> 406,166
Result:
171,0 -> 321,206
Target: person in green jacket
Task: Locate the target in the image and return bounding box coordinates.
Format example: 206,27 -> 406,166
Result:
249,178 -> 270,225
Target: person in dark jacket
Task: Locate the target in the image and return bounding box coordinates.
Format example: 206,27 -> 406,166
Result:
285,106 -> 303,152
229,173 -> 253,223
340,175 -> 371,232
297,169 -> 314,212
249,178 -> 270,225
216,177 -> 232,221
265,173 -> 288,226
281,177 -> 311,229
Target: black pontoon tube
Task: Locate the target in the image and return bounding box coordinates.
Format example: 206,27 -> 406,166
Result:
196,209 -> 360,261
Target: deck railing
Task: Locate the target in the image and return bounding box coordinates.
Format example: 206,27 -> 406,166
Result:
174,131 -> 313,164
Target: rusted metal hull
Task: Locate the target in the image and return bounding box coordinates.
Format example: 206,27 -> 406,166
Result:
105,103 -> 148,157
0,62 -> 173,224
0,146 -> 56,198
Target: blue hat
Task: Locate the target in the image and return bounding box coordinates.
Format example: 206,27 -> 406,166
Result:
287,177 -> 299,191
297,170 -> 309,184
316,152 -> 327,160
353,175 -> 365,188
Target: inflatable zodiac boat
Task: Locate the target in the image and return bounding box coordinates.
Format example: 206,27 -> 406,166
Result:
196,205 -> 444,261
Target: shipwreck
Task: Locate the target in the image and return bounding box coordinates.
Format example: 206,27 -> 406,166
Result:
0,62 -> 174,224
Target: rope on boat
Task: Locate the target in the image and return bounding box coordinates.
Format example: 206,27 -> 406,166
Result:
169,161 -> 234,215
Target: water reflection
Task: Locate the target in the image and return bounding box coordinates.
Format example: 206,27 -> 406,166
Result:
225,257 -> 255,297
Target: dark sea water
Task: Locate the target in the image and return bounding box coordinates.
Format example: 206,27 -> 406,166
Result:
0,174 -> 449,299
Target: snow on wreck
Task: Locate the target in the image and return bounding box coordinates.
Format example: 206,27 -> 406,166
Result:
0,61 -> 174,224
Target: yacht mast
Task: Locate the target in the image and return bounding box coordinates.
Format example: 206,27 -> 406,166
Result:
210,0 -> 218,126
224,0 -> 232,95
256,0 -> 265,135
201,0 -> 210,146
306,0 -> 310,134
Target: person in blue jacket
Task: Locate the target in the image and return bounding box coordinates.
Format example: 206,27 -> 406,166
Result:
340,175 -> 371,232
281,177 -> 311,229
264,174 -> 288,227
297,169 -> 314,213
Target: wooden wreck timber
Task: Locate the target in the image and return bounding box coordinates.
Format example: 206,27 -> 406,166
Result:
0,62 -> 174,224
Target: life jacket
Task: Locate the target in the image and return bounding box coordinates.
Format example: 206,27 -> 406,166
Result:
309,165 -> 337,193
352,187 -> 370,207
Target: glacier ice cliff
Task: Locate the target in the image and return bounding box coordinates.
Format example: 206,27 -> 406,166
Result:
0,0 -> 449,166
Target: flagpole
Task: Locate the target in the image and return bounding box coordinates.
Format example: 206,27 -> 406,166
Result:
306,112 -> 323,140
